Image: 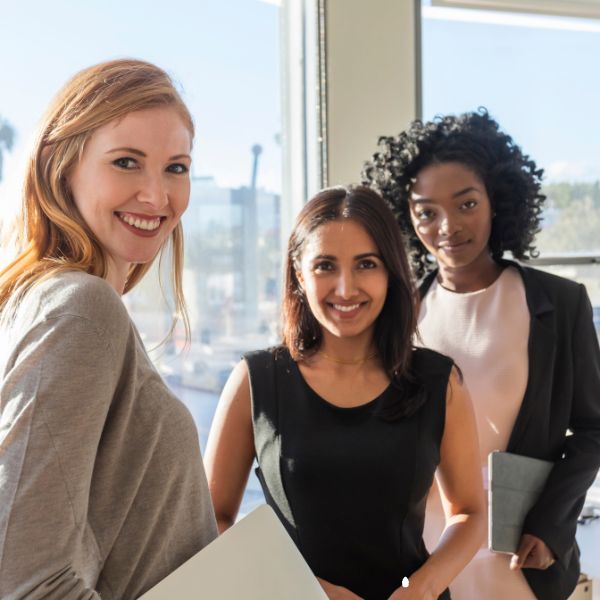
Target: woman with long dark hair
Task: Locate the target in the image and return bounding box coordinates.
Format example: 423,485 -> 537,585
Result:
363,109 -> 600,600
205,186 -> 485,600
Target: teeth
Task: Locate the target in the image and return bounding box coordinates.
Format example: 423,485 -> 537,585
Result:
119,213 -> 161,231
333,304 -> 360,312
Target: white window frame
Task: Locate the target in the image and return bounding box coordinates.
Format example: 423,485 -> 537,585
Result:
315,0 -> 421,187
432,0 -> 600,19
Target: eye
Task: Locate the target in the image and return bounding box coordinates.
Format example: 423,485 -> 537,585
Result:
461,199 -> 478,210
416,208 -> 435,221
167,163 -> 189,174
357,258 -> 378,270
313,260 -> 334,273
113,157 -> 138,170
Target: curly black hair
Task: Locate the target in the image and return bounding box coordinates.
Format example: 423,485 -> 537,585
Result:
361,109 -> 546,279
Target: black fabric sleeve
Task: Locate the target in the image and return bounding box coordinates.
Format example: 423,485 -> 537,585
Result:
523,284 -> 600,561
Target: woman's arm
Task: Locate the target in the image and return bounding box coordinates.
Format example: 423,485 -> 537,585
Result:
0,313 -> 126,599
204,360 -> 256,533
389,367 -> 485,599
206,361 -> 364,599
521,283 -> 600,564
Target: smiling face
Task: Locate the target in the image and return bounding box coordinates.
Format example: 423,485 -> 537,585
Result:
409,161 -> 495,278
68,106 -> 192,291
296,219 -> 389,344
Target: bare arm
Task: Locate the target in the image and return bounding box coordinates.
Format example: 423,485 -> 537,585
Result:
389,367 -> 485,599
204,360 -> 256,533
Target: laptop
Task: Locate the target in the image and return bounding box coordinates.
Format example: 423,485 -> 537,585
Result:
488,450 -> 553,554
141,504 -> 328,599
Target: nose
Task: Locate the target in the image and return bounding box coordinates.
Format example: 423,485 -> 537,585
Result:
438,214 -> 462,237
138,172 -> 169,210
336,268 -> 358,299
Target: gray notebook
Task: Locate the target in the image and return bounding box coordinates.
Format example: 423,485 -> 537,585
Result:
488,451 -> 553,554
141,504 -> 327,599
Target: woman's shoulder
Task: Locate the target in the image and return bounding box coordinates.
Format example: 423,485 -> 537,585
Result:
411,346 -> 454,376
16,270 -> 130,342
37,270 -> 125,316
492,259 -> 579,298
518,264 -> 591,318
521,264 -> 582,294
243,345 -> 291,371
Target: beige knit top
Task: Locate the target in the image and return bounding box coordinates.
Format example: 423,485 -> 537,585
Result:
0,271 -> 217,600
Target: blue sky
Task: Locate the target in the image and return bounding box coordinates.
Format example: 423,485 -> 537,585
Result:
0,0 -> 282,203
2,0 -> 600,214
422,4 -> 600,182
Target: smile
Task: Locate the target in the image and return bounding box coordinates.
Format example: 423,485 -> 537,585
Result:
439,240 -> 470,253
326,302 -> 368,319
332,303 -> 361,312
116,212 -> 163,231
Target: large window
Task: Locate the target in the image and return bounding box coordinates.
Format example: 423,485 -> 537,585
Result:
421,0 -> 600,328
421,0 -> 600,498
0,0 -> 295,514
422,1 -> 600,254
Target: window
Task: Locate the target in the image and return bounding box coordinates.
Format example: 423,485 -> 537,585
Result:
422,0 -> 600,260
0,0 -> 302,514
421,0 -> 600,497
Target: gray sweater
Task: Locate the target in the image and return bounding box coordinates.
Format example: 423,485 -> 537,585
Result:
0,271 -> 217,599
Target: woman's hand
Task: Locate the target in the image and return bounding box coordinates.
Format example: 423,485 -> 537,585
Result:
387,583 -> 436,600
317,577 -> 364,599
387,573 -> 436,600
510,533 -> 556,570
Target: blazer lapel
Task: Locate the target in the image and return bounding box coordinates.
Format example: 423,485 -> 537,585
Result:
506,262 -> 556,453
417,260 -> 557,453
418,270 -> 437,300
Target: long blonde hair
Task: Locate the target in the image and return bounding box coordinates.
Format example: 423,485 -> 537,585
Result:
0,58 -> 192,338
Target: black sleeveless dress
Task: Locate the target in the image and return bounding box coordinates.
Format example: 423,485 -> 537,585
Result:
244,346 -> 453,600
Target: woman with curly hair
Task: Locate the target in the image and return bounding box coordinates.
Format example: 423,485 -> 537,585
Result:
362,109 -> 600,600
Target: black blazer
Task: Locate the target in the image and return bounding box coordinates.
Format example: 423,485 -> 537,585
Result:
419,259 -> 600,600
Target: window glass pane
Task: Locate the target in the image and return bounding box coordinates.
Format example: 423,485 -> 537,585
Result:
421,1 -> 600,256
421,1 -> 600,500
0,0 -> 287,514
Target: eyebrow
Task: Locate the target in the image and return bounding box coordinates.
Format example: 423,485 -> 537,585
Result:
313,252 -> 381,261
452,186 -> 481,198
106,147 -> 191,161
410,186 -> 482,203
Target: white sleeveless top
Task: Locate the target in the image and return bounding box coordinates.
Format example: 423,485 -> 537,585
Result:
418,266 -> 536,600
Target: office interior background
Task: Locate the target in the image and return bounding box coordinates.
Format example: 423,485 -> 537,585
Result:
1,0 -> 599,593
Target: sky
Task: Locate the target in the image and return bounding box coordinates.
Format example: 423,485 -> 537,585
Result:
1,0 -> 600,215
0,0 -> 282,208
421,4 -> 600,183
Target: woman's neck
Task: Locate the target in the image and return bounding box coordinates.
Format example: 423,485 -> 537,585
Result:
317,330 -> 377,365
437,254 -> 503,293
105,258 -> 130,295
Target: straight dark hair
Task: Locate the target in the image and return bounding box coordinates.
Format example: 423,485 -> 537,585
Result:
282,185 -> 424,419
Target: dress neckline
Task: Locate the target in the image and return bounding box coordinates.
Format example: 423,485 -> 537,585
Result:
433,266 -> 513,298
286,350 -> 392,412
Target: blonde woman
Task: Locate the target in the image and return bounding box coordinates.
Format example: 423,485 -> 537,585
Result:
0,60 -> 217,599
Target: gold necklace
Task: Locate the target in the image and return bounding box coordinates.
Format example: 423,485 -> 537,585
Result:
319,351 -> 378,365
